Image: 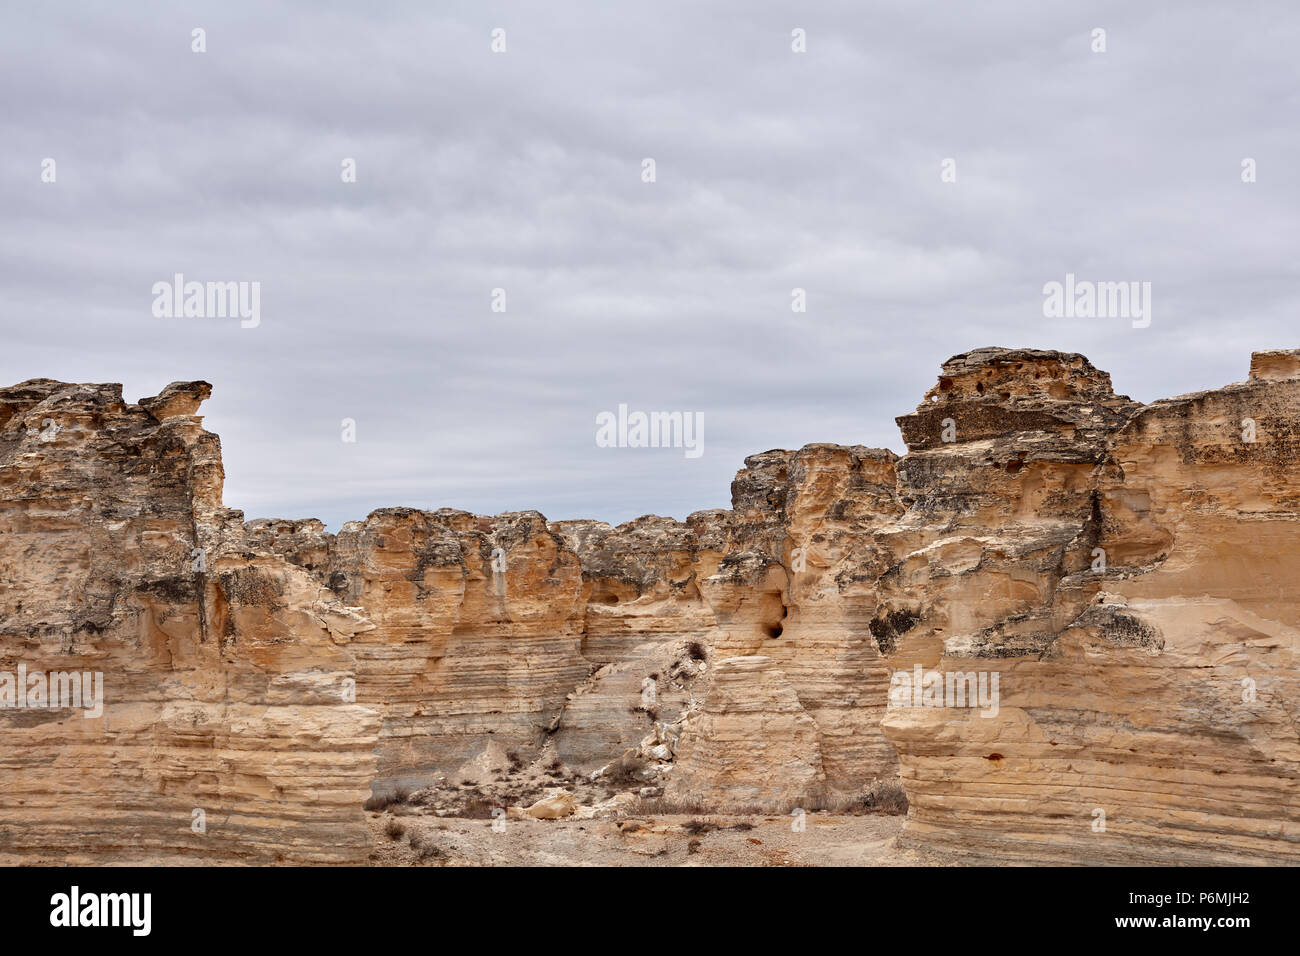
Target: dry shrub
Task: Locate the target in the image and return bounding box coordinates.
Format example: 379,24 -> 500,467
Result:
603,751 -> 649,787
636,796 -> 708,815
860,778 -> 909,815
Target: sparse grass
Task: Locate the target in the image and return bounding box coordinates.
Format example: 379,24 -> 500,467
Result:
687,838 -> 702,855
637,796 -> 708,815
383,819 -> 406,840
408,831 -> 444,861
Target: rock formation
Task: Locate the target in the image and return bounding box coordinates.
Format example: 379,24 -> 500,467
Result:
883,348 -> 1300,864
0,380 -> 377,864
1,347 -> 1296,864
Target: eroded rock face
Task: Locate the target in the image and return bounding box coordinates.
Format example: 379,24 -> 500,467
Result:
547,516 -> 717,774
666,655 -> 827,810
4,346 -> 1297,865
881,349 -> 1300,864
327,508 -> 588,788
0,380 -> 378,864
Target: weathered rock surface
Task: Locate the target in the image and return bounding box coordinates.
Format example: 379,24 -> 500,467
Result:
880,349 -> 1300,864
0,380 -> 378,864
547,516 -> 717,774
3,346 -> 1297,865
666,655 -> 828,810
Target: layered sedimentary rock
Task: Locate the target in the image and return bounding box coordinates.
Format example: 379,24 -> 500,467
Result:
0,380 -> 378,864
667,655 -> 827,810
880,349 -> 1300,864
326,508 -> 588,787
3,346 -> 1297,865
547,516 -> 717,773
714,445 -> 904,789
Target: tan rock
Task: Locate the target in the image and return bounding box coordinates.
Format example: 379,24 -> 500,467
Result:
0,380 -> 378,865
667,656 -> 828,810
574,792 -> 637,820
522,787 -> 577,820
7,346 -> 1298,865
881,349 -> 1300,864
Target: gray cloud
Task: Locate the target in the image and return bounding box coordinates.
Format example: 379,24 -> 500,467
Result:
2,0 -> 1297,529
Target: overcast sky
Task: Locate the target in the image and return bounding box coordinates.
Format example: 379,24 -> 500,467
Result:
2,1 -> 1297,530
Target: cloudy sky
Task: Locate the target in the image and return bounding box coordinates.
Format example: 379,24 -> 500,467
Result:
2,1 -> 1297,530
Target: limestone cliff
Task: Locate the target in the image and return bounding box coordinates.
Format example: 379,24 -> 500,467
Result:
882,349 -> 1300,864
2,347 -> 1297,865
0,380 -> 377,864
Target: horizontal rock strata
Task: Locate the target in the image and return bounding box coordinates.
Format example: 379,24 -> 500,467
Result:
0,381 -> 377,864
880,349 -> 1300,864
2,346 -> 1296,864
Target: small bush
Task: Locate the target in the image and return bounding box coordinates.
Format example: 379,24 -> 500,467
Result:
604,752 -> 649,787
383,819 -> 406,840
861,779 -> 909,815
685,642 -> 707,661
